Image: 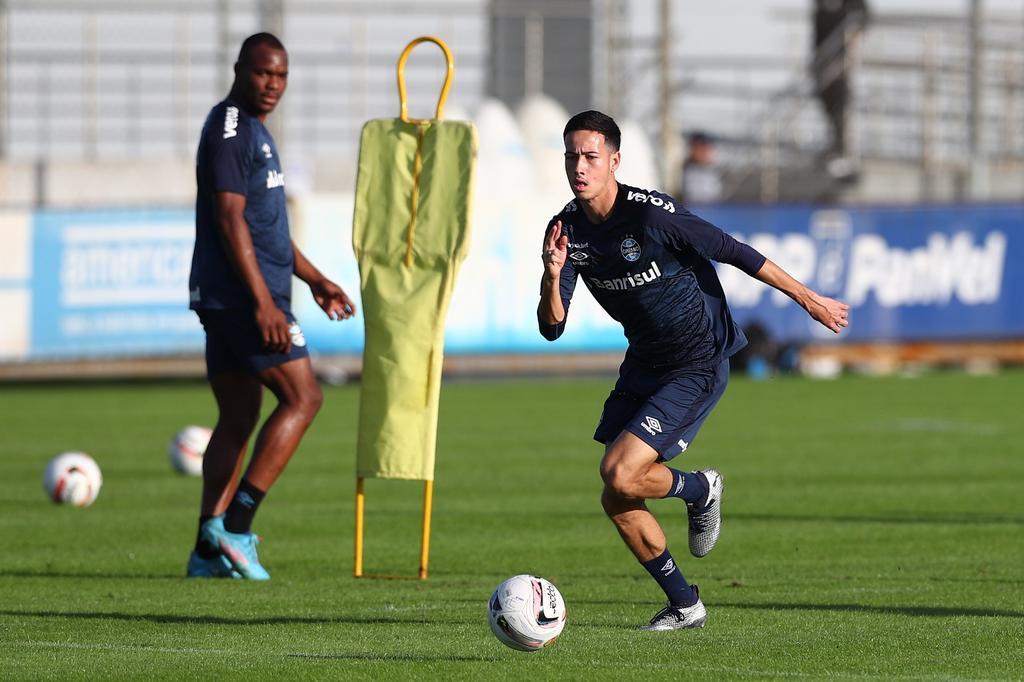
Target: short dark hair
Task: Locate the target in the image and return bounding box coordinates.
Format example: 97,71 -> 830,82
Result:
237,32 -> 286,65
688,130 -> 714,145
563,110 -> 621,152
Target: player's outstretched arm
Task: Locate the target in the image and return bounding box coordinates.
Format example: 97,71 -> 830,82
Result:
538,220 -> 569,327
754,258 -> 849,334
292,242 -> 357,321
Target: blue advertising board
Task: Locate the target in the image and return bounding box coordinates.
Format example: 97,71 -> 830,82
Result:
698,204 -> 1022,344
31,209 -> 203,358
19,201 -> 1023,361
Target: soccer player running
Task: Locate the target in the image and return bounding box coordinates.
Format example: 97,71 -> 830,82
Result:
538,111 -> 848,629
186,33 -> 356,580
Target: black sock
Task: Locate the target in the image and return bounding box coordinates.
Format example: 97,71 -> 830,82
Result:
663,468 -> 709,505
223,478 -> 266,534
641,548 -> 697,607
195,515 -> 218,559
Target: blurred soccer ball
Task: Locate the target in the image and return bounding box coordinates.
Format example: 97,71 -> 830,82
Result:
168,425 -> 211,477
43,451 -> 103,507
488,574 -> 567,651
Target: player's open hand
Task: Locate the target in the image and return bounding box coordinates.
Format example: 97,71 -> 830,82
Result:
311,278 -> 357,321
542,220 -> 569,279
806,292 -> 849,334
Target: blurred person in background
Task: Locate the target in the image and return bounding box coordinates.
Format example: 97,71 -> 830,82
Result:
539,110 -> 848,630
680,131 -> 722,204
186,33 -> 357,580
811,0 -> 868,175
813,0 -> 870,178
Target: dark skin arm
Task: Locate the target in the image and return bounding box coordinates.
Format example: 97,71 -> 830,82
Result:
215,191 -> 292,353
292,244 -> 357,322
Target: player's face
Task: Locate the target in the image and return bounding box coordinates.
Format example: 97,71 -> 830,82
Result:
235,44 -> 288,120
563,130 -> 619,203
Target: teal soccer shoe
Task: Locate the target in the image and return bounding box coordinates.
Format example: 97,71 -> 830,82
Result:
201,516 -> 271,581
186,550 -> 241,579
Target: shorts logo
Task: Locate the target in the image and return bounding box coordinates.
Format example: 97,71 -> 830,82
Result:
677,439 -> 689,452
289,323 -> 306,347
620,238 -> 641,262
660,558 -> 675,575
641,416 -> 662,436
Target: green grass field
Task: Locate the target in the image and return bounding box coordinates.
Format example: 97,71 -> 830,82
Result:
1,371 -> 1022,680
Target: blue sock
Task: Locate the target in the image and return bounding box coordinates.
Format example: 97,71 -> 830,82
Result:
641,549 -> 697,607
663,468 -> 709,504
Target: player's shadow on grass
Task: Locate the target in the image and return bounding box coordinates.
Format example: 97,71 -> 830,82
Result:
717,601 -> 1024,619
0,570 -> 182,580
566,600 -> 1024,624
0,609 -> 466,627
287,652 -> 500,663
729,512 -> 1024,526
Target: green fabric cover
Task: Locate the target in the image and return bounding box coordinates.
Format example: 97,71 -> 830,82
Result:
352,118 -> 476,480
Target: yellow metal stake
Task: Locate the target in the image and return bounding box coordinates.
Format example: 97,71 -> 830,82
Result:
354,477 -> 365,577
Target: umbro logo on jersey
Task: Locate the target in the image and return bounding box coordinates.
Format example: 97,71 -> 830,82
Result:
562,201 -> 578,213
627,190 -> 676,214
266,169 -> 285,188
641,416 -> 662,435
223,106 -> 239,139
660,558 -> 675,575
569,251 -> 589,263
262,143 -> 273,158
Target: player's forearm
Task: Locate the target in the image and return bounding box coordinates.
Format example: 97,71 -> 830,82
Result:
753,258 -> 813,311
292,242 -> 326,286
217,214 -> 276,308
538,275 -> 566,325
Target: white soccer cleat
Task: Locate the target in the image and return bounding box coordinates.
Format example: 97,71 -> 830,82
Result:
687,468 -> 723,558
640,587 -> 708,631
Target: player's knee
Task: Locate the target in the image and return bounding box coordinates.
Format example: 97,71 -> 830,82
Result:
294,385 -> 323,421
600,458 -> 638,499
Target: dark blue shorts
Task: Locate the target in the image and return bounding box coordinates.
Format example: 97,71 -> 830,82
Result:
196,308 -> 310,379
593,358 -> 730,461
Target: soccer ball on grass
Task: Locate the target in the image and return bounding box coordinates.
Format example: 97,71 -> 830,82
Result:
487,574 -> 567,651
43,451 -> 103,507
168,425 -> 211,476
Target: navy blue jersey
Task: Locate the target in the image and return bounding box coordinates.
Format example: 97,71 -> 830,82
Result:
539,184 -> 766,369
189,99 -> 293,312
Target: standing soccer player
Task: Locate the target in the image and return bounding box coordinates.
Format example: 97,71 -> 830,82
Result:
539,111 -> 848,629
186,33 -> 356,580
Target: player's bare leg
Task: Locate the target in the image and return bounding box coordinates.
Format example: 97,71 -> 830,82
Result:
600,433 -> 672,561
202,371 -> 263,517
600,431 -> 708,630
245,356 -> 323,489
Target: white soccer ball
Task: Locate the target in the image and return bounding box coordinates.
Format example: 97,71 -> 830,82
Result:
168,425 -> 211,476
488,574 -> 567,651
43,451 -> 103,507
